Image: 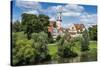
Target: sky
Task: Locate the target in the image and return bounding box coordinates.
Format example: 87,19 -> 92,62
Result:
12,0 -> 97,28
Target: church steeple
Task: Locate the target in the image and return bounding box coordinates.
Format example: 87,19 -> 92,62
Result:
57,12 -> 62,22
56,11 -> 62,33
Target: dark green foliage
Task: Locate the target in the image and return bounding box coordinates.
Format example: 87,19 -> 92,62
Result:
88,25 -> 97,41
56,35 -> 61,41
38,14 -> 50,33
74,37 -> 82,42
21,13 -> 49,39
12,20 -> 21,32
53,22 -> 57,28
63,47 -> 78,57
81,29 -> 89,51
25,23 -> 33,39
48,32 -> 54,43
21,13 -> 37,39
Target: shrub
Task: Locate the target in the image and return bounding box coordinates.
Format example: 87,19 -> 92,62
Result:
12,39 -> 36,65
32,32 -> 51,63
56,35 -> 61,41
57,31 -> 78,58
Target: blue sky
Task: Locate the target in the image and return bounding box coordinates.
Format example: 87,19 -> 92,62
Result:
12,1 -> 97,28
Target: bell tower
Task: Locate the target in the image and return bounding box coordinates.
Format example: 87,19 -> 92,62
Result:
56,11 -> 62,33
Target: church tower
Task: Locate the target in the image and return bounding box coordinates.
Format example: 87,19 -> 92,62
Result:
56,11 -> 62,33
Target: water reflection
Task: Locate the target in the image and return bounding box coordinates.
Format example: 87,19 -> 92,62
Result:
40,49 -> 97,64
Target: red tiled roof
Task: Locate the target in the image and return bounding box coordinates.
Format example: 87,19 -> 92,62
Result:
74,24 -> 85,31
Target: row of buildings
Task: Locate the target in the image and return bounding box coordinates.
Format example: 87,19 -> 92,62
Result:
48,21 -> 86,38
47,11 -> 86,38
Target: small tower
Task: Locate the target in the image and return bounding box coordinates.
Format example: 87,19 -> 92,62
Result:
56,11 -> 62,33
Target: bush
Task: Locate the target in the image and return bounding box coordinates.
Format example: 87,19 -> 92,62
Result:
56,35 -> 61,41
12,39 -> 36,65
57,31 -> 78,58
32,32 -> 51,63
12,32 -> 51,65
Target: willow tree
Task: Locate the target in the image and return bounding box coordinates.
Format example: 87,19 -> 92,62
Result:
32,32 -> 51,62
57,31 -> 77,57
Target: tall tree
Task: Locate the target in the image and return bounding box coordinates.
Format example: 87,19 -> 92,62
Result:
21,13 -> 49,39
81,29 -> 89,51
38,14 -> 49,33
32,32 -> 51,62
88,25 -> 97,41
22,13 -> 38,39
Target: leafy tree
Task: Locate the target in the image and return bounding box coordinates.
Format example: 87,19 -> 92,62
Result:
12,32 -> 36,65
81,29 -> 89,51
57,31 -> 77,57
48,32 -> 54,43
12,20 -> 21,32
21,13 -> 49,39
12,39 -> 36,65
12,32 -> 26,48
88,25 -> 97,41
38,14 -> 49,33
32,32 -> 51,62
56,35 -> 61,41
21,13 -> 38,39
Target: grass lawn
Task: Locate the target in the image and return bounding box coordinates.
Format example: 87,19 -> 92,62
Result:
48,41 -> 97,57
89,41 -> 97,49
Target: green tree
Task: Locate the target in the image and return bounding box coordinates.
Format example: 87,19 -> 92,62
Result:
12,39 -> 36,65
12,32 -> 36,65
32,32 -> 51,62
21,13 -> 49,39
21,13 -> 38,39
81,29 -> 89,51
57,31 -> 77,57
38,14 -> 49,33
12,32 -> 26,48
12,20 -> 21,32
88,25 -> 97,41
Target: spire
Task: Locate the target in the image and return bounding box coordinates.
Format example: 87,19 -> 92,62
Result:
57,12 -> 62,22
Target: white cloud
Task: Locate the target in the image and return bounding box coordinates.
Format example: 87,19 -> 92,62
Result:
23,10 -> 39,15
61,4 -> 84,17
45,4 -> 97,26
80,13 -> 97,24
15,1 -> 97,26
64,4 -> 84,12
62,12 -> 81,16
49,17 -> 56,21
15,1 -> 85,17
15,0 -> 43,16
16,1 -> 41,11
44,4 -> 85,20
